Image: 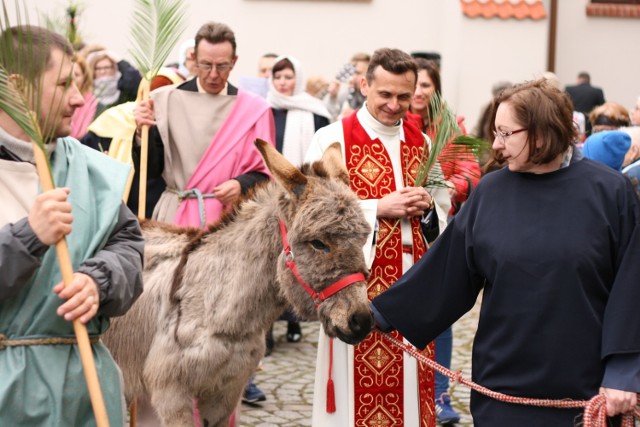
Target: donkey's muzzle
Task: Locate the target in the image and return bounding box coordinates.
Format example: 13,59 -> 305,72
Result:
339,310 -> 374,345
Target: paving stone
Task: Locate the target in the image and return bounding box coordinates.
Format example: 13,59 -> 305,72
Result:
240,303 -> 480,426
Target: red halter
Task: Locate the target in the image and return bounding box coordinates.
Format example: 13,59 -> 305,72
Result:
278,220 -> 366,307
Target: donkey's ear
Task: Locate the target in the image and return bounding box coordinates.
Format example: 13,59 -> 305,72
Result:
255,139 -> 307,197
321,142 -> 350,185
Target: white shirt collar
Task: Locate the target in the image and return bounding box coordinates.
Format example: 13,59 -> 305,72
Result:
356,102 -> 406,142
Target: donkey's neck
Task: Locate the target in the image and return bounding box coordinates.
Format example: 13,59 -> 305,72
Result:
183,183 -> 291,337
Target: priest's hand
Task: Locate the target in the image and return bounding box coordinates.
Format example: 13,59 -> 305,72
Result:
54,272 -> 100,324
600,387 -> 637,417
213,179 -> 241,206
377,187 -> 432,219
28,188 -> 73,246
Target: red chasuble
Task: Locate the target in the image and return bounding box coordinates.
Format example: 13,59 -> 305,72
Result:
342,113 -> 436,427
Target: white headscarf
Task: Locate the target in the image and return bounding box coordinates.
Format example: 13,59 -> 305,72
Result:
177,39 -> 195,79
93,72 -> 121,106
266,55 -> 331,166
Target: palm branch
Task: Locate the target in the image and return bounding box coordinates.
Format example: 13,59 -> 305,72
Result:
0,65 -> 42,143
0,4 -> 110,425
128,0 -> 186,83
128,0 -> 186,218
41,1 -> 83,50
1,2 -> 57,177
414,91 -> 489,189
65,3 -> 82,50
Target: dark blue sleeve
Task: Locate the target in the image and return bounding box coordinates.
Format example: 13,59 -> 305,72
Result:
370,302 -> 393,332
601,352 -> 640,392
372,202 -> 485,350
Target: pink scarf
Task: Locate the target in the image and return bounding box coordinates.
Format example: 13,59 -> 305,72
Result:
173,90 -> 275,228
70,92 -> 98,140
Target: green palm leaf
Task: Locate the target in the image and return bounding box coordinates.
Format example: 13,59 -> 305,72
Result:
1,3 -> 49,154
0,64 -> 42,144
128,0 -> 186,81
1,2 -> 75,182
414,91 -> 489,188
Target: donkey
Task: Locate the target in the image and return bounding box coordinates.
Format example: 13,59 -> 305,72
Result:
103,139 -> 373,427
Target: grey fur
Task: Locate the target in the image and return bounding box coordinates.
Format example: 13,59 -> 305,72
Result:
103,140 -> 373,427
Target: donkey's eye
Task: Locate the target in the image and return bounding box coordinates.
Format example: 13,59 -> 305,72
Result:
310,239 -> 329,253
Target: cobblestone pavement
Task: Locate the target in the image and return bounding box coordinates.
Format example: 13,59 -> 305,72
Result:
240,297 -> 481,427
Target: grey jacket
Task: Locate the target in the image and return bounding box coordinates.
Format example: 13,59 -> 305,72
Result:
0,203 -> 144,317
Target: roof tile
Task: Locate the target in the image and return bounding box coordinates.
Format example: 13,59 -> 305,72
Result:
461,0 -> 547,21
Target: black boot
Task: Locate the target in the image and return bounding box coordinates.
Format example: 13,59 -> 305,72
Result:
265,325 -> 274,356
286,321 -> 302,343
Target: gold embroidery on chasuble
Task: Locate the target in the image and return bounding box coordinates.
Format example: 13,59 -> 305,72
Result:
342,114 -> 435,427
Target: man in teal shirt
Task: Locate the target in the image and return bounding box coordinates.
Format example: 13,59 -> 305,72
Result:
0,25 -> 144,426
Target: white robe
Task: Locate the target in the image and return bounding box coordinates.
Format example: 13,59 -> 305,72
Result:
304,106 -> 450,426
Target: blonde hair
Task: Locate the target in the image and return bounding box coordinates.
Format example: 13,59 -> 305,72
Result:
589,102 -> 631,133
306,75 -> 328,98
72,53 -> 93,94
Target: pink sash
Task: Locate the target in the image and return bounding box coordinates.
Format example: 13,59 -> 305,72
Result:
173,90 -> 275,228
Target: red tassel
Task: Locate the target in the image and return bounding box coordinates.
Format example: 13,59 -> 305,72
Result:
326,336 -> 336,413
326,378 -> 336,413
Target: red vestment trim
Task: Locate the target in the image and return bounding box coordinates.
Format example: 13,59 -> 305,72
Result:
342,113 -> 435,427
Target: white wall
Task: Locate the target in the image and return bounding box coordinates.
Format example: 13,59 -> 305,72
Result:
555,1 -> 640,115
11,0 -> 640,134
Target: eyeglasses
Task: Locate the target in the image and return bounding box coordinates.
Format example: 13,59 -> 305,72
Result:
195,62 -> 233,73
94,65 -> 115,73
493,128 -> 527,144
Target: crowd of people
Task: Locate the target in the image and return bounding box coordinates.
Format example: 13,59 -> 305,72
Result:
1,16 -> 639,427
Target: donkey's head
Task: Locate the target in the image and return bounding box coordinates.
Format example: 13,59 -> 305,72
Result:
255,139 -> 373,345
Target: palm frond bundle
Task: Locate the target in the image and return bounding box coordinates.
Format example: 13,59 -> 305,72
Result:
414,91 -> 489,189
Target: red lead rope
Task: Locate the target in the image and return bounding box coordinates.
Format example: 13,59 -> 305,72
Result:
278,220 -> 365,307
380,332 -> 640,427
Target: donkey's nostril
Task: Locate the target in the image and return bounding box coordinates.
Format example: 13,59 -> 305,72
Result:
349,311 -> 374,334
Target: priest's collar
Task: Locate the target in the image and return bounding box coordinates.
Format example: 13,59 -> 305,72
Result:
196,78 -> 228,95
356,102 -> 406,141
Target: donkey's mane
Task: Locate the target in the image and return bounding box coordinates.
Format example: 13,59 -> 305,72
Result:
159,159 -> 336,309
202,159 -> 335,235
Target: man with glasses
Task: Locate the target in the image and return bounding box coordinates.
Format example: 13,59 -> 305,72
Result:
133,21 -> 275,227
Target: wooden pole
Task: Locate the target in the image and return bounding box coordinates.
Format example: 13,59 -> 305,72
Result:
547,0 -> 558,72
128,399 -> 137,427
31,144 -> 110,427
136,78 -> 150,220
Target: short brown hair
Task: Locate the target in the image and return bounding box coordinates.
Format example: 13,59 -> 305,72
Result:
0,25 -> 73,80
194,22 -> 236,57
366,48 -> 417,84
490,79 -> 577,165
350,52 -> 370,64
